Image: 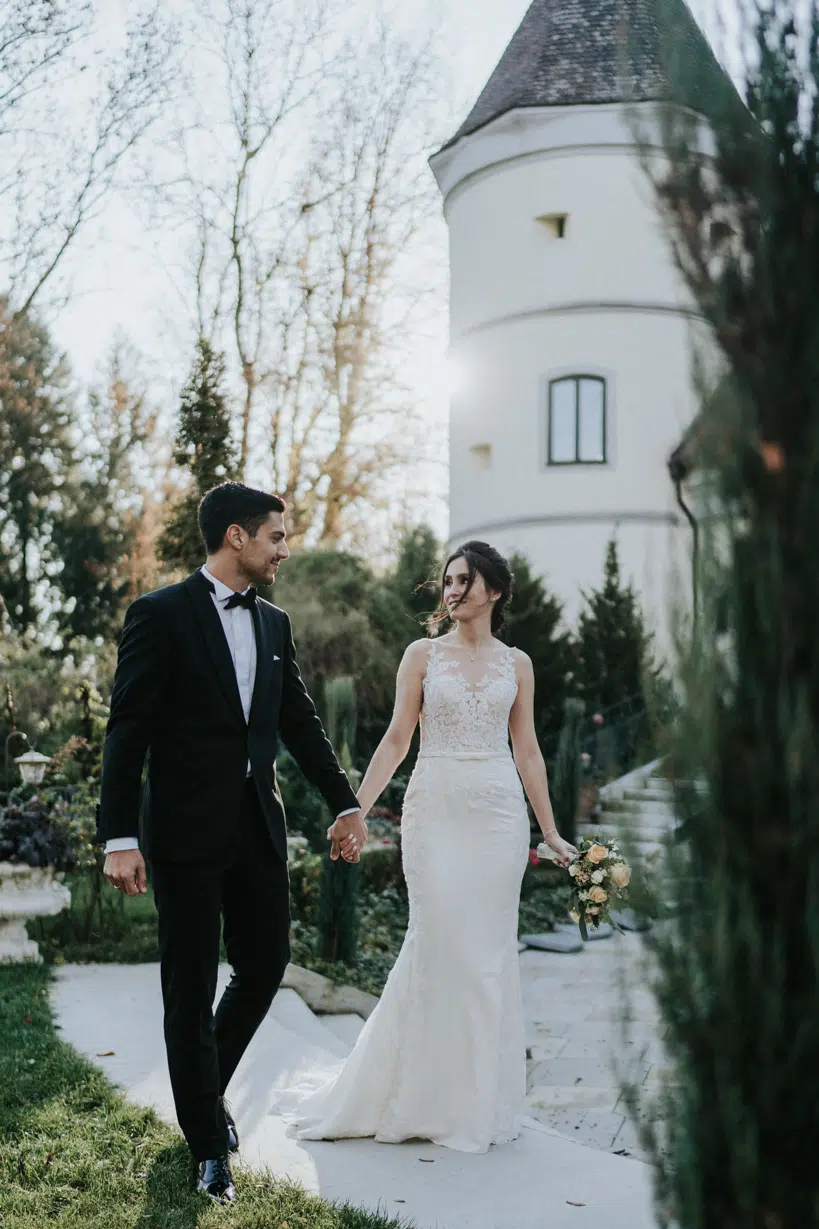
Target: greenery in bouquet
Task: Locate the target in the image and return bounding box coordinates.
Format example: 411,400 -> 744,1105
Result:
565,837 -> 631,940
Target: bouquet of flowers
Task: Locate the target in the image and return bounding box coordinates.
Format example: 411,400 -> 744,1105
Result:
538,835 -> 631,940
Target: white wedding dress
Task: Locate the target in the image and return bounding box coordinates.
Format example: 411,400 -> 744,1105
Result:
272,639 -> 530,1153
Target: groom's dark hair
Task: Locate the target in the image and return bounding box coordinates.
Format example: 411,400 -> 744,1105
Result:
198,482 -> 286,553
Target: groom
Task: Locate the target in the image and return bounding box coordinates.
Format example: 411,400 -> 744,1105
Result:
96,482 -> 366,1205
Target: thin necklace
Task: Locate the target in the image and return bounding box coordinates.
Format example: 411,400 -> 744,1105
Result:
455,636 -> 492,663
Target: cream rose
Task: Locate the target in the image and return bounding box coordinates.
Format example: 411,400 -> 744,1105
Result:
610,863 -> 632,889
586,844 -> 609,865
591,869 -> 604,885
588,885 -> 608,904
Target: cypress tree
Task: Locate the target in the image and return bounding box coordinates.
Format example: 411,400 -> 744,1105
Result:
159,339 -> 236,572
504,552 -> 573,747
623,2 -> 819,1225
0,300 -> 75,632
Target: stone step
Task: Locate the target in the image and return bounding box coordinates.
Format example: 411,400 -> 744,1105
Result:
599,798 -> 675,817
622,788 -> 673,804
602,797 -> 675,817
597,816 -> 673,835
268,989 -> 351,1059
584,815 -> 674,838
595,819 -> 674,840
319,1012 -> 366,1048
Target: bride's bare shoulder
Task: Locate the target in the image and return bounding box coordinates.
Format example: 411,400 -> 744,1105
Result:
508,644 -> 533,671
402,638 -> 433,665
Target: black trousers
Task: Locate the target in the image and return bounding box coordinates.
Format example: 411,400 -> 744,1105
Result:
150,777 -> 291,1159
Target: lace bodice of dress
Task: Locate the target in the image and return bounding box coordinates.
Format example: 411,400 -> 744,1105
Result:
419,639 -> 518,757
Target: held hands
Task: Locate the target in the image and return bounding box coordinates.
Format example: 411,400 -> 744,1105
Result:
327,810 -> 368,863
103,849 -> 148,896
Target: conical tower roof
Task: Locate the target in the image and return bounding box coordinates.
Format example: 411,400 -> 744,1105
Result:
445,0 -> 740,148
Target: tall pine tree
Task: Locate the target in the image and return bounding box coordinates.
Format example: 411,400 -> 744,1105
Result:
571,537 -> 657,777
572,536 -> 653,715
389,525 -> 441,629
0,299 -> 75,633
159,339 -> 236,572
504,553 -> 573,747
54,356 -> 160,644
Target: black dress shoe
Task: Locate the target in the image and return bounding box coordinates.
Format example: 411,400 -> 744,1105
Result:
196,1154 -> 236,1204
221,1096 -> 239,1152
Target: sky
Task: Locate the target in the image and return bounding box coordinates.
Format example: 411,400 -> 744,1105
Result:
51,0 -> 532,385
37,0 -> 727,547
29,0 -> 532,544
48,0 -> 725,387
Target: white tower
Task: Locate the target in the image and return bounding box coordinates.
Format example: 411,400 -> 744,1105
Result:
429,0 -> 734,643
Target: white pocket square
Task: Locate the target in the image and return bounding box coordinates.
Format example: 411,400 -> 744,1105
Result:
273,654 -> 281,662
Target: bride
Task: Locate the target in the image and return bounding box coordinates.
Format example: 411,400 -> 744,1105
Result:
282,540 -> 577,1154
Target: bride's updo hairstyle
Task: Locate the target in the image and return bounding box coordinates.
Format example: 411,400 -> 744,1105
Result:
432,541 -> 515,636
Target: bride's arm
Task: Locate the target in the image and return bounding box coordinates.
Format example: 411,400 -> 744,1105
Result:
354,639 -> 427,815
508,650 -> 578,867
348,639 -> 427,820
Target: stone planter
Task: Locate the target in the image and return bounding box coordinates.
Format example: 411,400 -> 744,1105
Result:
0,862 -> 71,963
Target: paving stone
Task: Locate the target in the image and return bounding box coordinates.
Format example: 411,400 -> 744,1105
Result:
611,908 -> 652,933
555,1019 -> 658,1045
558,1036 -> 652,1063
526,1084 -> 621,1113
611,1115 -> 655,1162
586,1002 -> 661,1023
528,1057 -> 648,1089
520,931 -> 584,953
528,1107 -> 628,1151
524,1026 -> 569,1058
554,921 -> 614,942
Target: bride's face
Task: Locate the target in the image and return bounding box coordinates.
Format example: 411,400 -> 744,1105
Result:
444,557 -> 497,623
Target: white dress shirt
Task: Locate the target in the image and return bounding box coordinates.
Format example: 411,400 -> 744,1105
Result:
105,564 -> 357,854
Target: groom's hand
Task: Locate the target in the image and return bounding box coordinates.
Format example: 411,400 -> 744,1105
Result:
104,849 -> 148,896
327,811 -> 368,863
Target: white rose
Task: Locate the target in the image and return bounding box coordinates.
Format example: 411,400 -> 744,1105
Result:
591,869 -> 604,884
569,862 -> 580,878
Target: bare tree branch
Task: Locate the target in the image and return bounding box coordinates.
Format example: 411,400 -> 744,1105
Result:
0,4 -> 177,317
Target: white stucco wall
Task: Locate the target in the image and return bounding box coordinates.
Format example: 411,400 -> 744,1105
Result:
430,103 -> 704,649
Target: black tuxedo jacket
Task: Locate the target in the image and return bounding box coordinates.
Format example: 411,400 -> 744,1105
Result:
96,569 -> 358,862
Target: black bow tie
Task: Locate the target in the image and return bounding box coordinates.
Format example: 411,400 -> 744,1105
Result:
224,587 -> 258,610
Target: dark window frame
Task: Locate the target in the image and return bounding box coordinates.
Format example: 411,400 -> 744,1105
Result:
546,375 -> 607,466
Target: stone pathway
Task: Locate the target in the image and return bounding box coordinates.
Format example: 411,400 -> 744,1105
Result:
50,930 -> 663,1229
521,930 -> 662,1161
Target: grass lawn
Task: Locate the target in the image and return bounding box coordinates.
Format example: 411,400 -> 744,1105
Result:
0,963 -> 408,1229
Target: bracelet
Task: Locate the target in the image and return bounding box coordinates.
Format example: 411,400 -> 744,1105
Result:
542,828 -> 557,838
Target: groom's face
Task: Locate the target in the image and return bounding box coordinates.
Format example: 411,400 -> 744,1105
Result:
237,511 -> 289,585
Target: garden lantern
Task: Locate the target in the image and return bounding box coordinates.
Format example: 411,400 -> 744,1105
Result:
14,750 -> 52,786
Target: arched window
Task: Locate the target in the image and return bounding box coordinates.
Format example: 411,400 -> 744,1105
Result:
547,376 -> 607,465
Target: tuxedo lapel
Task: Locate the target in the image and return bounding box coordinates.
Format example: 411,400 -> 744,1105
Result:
249,600 -> 275,727
183,571 -> 246,727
